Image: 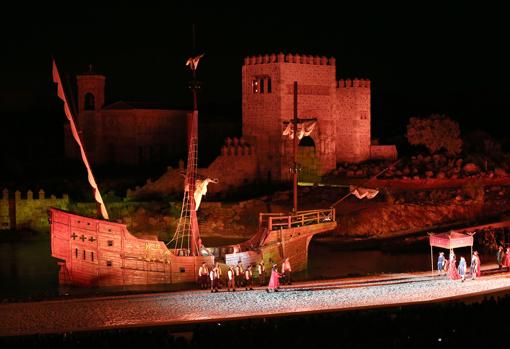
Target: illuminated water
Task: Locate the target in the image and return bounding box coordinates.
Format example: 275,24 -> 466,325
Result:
0,235 -> 481,301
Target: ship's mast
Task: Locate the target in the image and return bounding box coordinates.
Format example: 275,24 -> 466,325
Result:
292,81 -> 299,213
287,81 -> 316,214
168,26 -> 203,256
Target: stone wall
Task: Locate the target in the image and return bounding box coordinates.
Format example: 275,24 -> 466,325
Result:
370,145 -> 398,160
128,137 -> 258,198
0,189 -> 69,232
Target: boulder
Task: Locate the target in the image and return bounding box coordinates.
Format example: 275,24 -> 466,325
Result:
463,163 -> 479,174
495,168 -> 508,177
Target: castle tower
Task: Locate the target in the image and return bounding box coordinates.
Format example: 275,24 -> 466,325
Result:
242,53 -> 371,183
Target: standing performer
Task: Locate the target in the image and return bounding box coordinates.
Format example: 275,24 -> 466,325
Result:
227,265 -> 236,292
215,262 -> 223,289
458,256 -> 467,282
447,249 -> 461,280
503,247 -> 510,271
474,251 -> 481,278
245,264 -> 254,290
497,245 -> 505,270
257,260 -> 266,286
266,263 -> 282,293
198,262 -> 209,289
210,264 -> 219,292
281,257 -> 292,285
470,251 -> 479,280
235,260 -> 244,288
437,252 -> 445,275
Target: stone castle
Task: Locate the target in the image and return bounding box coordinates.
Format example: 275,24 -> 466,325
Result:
68,53 -> 396,196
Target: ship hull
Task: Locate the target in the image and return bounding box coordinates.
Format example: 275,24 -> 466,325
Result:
225,209 -> 337,272
49,208 -> 213,287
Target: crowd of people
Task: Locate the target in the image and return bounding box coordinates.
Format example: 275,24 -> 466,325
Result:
197,257 -> 293,293
438,246 -> 510,280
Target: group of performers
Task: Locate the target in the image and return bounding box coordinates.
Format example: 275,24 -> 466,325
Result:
496,246 -> 510,270
197,257 -> 293,293
438,246 -> 510,281
437,250 -> 481,281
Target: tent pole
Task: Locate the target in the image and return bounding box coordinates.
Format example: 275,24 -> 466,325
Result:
431,245 -> 434,276
471,244 -> 473,265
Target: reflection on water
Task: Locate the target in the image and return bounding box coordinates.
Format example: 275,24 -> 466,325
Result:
0,238 -> 59,300
0,236 -> 487,301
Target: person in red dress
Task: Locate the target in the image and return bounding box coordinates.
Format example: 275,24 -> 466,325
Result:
266,263 -> 282,293
503,247 -> 510,271
447,249 -> 461,280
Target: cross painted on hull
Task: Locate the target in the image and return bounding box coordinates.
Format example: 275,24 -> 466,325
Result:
88,236 -> 96,243
79,235 -> 86,242
71,233 -> 78,240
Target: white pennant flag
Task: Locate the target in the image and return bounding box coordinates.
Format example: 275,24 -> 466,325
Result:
350,185 -> 379,199
282,121 -> 317,140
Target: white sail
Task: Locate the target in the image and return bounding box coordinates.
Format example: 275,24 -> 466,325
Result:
52,60 -> 109,220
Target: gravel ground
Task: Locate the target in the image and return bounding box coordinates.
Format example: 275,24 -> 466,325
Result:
1,264 -> 510,337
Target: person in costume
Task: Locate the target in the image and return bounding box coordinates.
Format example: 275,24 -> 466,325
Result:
266,263 -> 282,292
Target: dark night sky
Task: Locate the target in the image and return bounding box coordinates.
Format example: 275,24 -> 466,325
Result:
1,3 -> 509,178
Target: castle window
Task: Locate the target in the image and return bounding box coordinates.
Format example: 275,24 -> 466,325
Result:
252,76 -> 272,94
84,93 -> 95,110
360,111 -> 368,120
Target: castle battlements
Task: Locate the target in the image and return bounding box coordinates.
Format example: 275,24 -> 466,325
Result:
1,189 -> 70,231
244,53 -> 335,66
337,78 -> 371,88
2,188 -> 69,202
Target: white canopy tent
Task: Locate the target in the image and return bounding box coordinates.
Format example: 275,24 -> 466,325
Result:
428,231 -> 476,274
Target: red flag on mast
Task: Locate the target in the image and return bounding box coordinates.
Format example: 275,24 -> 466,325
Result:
52,59 -> 109,220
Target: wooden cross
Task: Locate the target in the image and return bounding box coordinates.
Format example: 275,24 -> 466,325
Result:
79,235 -> 86,242
88,236 -> 96,243
71,233 -> 78,240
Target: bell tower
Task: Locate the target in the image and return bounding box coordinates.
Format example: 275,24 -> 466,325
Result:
73,65 -> 106,162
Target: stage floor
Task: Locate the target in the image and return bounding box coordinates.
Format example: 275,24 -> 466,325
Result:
2,263 -> 510,337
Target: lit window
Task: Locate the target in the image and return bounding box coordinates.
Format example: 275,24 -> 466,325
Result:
252,76 -> 272,94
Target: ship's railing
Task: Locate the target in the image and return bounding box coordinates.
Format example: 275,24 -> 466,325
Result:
260,208 -> 335,231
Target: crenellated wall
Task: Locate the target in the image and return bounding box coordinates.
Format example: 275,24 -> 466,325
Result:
128,137 -> 258,198
0,189 -> 69,231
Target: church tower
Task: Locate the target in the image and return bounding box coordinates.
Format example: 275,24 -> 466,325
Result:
72,66 -> 106,162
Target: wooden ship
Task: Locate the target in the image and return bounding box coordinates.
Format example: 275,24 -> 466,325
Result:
49,56 -> 213,287
49,60 -> 336,288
